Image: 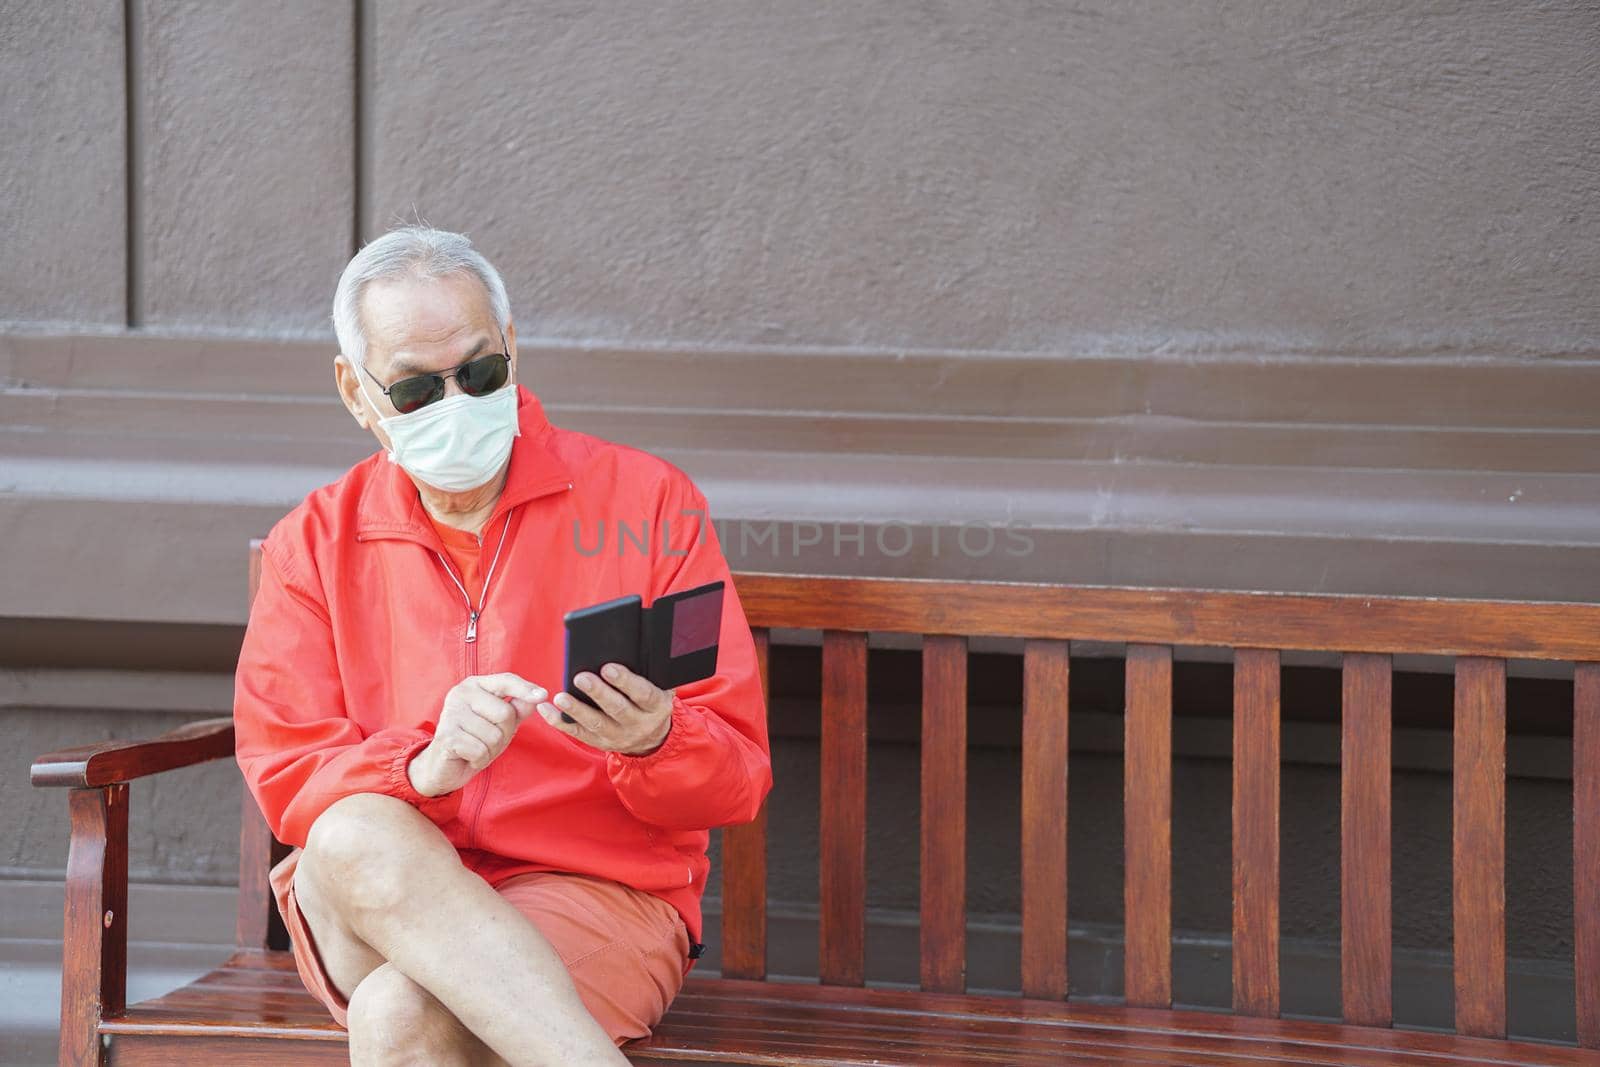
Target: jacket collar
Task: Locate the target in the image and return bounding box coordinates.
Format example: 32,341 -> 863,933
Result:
355,384 -> 574,545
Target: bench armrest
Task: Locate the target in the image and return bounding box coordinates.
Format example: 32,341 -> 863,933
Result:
31,716 -> 235,788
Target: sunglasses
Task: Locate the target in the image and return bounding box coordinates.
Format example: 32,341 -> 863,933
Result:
360,350 -> 512,415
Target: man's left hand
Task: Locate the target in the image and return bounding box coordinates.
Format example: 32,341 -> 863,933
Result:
539,663 -> 674,756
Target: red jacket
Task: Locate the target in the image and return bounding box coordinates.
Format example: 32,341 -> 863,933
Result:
234,385 -> 772,957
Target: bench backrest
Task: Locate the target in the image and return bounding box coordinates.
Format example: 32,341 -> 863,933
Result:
239,544 -> 1600,1046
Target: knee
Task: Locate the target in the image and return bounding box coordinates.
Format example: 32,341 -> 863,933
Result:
302,793 -> 437,913
347,964 -> 473,1064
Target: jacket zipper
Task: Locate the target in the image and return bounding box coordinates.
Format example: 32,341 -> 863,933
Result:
434,510 -> 514,849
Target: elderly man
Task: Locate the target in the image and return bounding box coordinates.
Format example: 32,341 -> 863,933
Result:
233,226 -> 771,1066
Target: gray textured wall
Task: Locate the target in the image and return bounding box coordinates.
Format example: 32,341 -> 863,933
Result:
134,1 -> 355,331
6,2 -> 1597,352
1,3 -> 126,323
368,1 -> 1600,356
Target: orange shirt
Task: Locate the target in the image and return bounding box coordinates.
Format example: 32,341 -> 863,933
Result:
424,510 -> 490,605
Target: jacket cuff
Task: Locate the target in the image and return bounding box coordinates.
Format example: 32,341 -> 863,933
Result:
610,696 -> 693,770
388,733 -> 465,824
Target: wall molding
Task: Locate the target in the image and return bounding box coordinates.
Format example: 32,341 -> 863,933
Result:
3,330 -> 1597,626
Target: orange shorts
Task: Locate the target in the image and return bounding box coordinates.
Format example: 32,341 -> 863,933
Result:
269,847 -> 692,1046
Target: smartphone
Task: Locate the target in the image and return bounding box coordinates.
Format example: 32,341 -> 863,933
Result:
560,581 -> 725,724
560,594 -> 642,721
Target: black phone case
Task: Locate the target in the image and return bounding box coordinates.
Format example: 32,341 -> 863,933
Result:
561,581 -> 724,722
562,594 -> 642,718
644,582 -> 724,689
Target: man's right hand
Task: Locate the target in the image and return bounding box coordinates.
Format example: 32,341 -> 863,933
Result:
408,674 -> 547,797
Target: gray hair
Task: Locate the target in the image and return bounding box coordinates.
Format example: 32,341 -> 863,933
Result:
332,225 -> 512,365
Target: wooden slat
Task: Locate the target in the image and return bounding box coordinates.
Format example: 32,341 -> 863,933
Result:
1021,639 -> 1070,1000
235,795 -> 290,952
108,964 -> 1600,1067
107,1036 -> 349,1065
101,968 -> 1600,1067
652,1002 -> 1382,1066
1340,652 -> 1393,1028
732,573 -> 1600,661
920,635 -> 968,993
1124,643 -> 1172,1008
1232,647 -> 1280,1017
649,976 -> 1600,1067
721,627 -> 771,980
237,537 -> 290,954
1453,656 -> 1507,1038
61,783 -> 128,1067
1577,662 -> 1600,1049
819,629 -> 868,986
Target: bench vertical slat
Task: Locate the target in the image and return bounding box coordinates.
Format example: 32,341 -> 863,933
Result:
236,795 -> 290,952
1453,655 -> 1507,1038
920,635 -> 969,993
1577,662 -> 1600,1049
1124,643 -> 1173,1008
61,784 -> 128,1067
1021,639 -> 1070,1000
1232,647 -> 1281,1017
722,627 -> 772,980
820,629 -> 869,987
238,540 -> 290,953
1340,652 -> 1393,1027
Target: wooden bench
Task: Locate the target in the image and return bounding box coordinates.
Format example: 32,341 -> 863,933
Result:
31,547 -> 1600,1065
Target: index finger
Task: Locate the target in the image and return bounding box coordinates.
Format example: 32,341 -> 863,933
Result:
457,685 -> 517,728
471,673 -> 547,704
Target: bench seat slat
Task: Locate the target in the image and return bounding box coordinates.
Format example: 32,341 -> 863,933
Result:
640,1033 -> 1137,1066
1340,652 -> 1393,1027
100,1035 -> 352,1067
819,629 -> 869,987
1233,647 -> 1282,1017
920,634 -> 968,993
107,1003 -> 342,1030
1124,643 -> 1173,1008
1021,638 -> 1070,1000
1454,656 -> 1508,1038
647,1015 -> 1174,1065
648,1001 -> 1539,1067
106,960 -> 1600,1066
654,978 -> 1600,1065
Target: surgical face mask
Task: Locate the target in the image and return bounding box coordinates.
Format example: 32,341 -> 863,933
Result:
357,373 -> 521,492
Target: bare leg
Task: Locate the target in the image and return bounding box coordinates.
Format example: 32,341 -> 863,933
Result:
293,792 -> 627,1067
344,963 -> 507,1067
